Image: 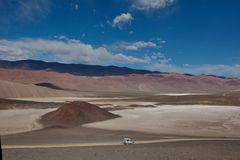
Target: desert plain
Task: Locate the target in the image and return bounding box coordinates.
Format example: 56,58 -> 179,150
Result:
1,93 -> 240,160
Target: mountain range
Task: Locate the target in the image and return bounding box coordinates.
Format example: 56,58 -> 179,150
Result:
0,59 -> 239,98
0,60 -> 159,76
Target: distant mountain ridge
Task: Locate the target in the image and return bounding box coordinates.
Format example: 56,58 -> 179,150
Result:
0,67 -> 240,98
0,60 -> 160,76
1,59 -> 239,98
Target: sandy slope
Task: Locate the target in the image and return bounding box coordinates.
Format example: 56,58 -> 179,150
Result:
0,80 -> 75,98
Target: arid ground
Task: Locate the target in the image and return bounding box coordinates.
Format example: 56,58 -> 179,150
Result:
1,93 -> 240,160
3,140 -> 240,160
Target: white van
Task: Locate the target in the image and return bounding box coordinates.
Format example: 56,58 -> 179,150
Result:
123,138 -> 134,145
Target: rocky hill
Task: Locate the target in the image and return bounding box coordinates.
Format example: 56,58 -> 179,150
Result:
39,101 -> 119,128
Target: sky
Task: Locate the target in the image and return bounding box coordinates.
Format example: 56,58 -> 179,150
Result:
0,0 -> 240,77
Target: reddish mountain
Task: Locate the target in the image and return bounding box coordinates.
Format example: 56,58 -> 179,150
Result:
0,68 -> 239,96
0,58 -> 240,98
39,101 -> 119,128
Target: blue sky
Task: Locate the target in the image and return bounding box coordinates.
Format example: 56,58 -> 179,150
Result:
0,0 -> 240,77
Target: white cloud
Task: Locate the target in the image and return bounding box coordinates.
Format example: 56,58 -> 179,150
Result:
114,41 -> 158,51
160,40 -> 166,44
0,38 -> 150,65
54,35 -> 68,40
150,52 -> 171,64
129,31 -> 135,35
125,41 -> 157,50
75,4 -> 79,10
81,33 -> 86,38
131,0 -> 175,11
1,37 -> 239,77
112,13 -> 134,29
106,20 -> 111,25
54,35 -> 80,43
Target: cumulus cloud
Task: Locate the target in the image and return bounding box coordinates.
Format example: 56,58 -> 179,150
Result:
1,37 -> 239,77
131,0 -> 175,11
0,38 -> 150,65
112,13 -> 134,29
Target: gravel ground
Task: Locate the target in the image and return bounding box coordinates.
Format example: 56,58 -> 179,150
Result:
3,140 -> 240,160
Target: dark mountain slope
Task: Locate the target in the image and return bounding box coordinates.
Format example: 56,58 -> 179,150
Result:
0,59 -> 159,76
